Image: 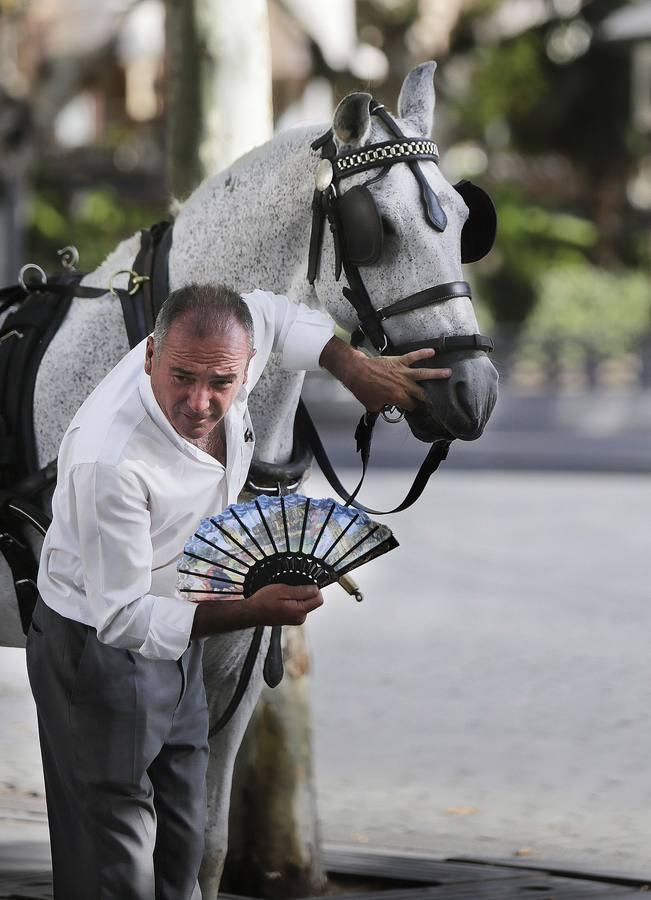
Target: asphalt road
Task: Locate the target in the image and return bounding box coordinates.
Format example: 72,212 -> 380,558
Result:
0,467 -> 647,881
306,468 -> 650,878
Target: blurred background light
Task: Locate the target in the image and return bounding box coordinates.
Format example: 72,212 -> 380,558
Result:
546,19 -> 592,65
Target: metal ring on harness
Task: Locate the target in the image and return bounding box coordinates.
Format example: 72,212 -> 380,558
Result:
381,405 -> 405,424
57,245 -> 80,270
356,325 -> 388,353
108,269 -> 150,297
244,478 -> 302,496
0,329 -> 24,347
18,264 -> 47,292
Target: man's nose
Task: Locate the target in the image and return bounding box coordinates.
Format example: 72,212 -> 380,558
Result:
187,383 -> 211,414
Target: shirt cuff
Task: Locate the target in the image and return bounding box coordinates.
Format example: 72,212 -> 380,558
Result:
137,593 -> 197,660
280,306 -> 335,371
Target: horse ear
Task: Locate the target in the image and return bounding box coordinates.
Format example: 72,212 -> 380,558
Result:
397,61 -> 437,136
333,92 -> 373,150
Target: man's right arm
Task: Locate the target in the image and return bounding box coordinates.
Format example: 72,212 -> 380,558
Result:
61,462 -> 323,655
190,583 -> 323,639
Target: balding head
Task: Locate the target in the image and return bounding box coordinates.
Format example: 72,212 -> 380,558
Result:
152,283 -> 254,358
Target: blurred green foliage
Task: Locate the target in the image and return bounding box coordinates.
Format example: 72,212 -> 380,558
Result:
447,2 -> 646,336
476,186 -> 598,324
27,186 -> 168,274
521,263 -> 651,364
455,36 -> 548,139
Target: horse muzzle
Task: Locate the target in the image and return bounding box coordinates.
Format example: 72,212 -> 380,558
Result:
405,351 -> 499,443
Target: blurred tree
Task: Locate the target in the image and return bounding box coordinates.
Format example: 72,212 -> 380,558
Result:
440,0 -> 643,330
519,263 -> 651,385
165,0 -> 272,197
28,186 -> 168,271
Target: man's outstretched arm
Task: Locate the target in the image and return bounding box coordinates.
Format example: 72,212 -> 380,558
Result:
319,336 -> 451,413
243,290 -> 450,412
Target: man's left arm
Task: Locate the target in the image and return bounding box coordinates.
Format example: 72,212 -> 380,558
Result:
318,338 -> 451,413
243,289 -> 451,412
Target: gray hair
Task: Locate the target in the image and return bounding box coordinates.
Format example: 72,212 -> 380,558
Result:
152,283 -> 255,357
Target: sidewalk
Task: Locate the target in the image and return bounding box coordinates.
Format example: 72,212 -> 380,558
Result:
0,842 -> 649,898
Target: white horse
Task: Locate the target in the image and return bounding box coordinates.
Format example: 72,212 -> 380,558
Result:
1,62 -> 498,895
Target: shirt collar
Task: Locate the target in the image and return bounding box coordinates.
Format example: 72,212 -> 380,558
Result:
138,368 -> 247,468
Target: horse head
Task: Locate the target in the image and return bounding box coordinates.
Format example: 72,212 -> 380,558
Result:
310,61 -> 499,443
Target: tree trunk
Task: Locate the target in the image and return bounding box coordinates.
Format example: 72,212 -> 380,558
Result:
165,0 -> 273,198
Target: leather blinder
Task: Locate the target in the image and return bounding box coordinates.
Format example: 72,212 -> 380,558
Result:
454,180 -> 497,264
335,185 -> 383,266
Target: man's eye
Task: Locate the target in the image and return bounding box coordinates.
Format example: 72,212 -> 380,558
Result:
173,375 -> 192,383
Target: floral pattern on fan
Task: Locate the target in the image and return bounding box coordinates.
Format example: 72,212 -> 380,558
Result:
176,494 -> 398,601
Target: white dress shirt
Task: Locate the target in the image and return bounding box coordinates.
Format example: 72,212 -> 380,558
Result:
37,290 -> 335,660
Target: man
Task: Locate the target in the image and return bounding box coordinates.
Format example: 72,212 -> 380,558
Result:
26,283 -> 450,899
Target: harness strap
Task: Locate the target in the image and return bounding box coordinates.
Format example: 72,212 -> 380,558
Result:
307,190 -> 326,285
0,520 -> 38,635
0,497 -> 51,635
369,101 -> 447,231
152,222 -> 173,321
0,278 -> 76,475
130,229 -> 156,336
131,220 -> 173,339
208,624 -> 266,738
341,274 -> 388,352
377,280 -> 472,320
394,334 -> 494,356
296,399 -> 451,515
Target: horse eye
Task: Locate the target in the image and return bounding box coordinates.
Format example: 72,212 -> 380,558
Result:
381,216 -> 396,236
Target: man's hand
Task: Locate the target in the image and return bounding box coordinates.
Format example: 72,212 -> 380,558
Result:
191,584 -> 323,638
319,336 -> 451,412
248,583 -> 323,626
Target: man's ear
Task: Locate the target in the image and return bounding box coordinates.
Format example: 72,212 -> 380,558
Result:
243,348 -> 257,384
144,336 -> 155,375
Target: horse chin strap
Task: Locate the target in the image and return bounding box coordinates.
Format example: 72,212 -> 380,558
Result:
301,99 -> 494,515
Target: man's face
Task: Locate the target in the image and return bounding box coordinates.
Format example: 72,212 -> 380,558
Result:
144,315 -> 255,442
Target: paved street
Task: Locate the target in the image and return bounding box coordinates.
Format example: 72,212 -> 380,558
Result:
307,469 -> 650,877
0,467 -> 648,881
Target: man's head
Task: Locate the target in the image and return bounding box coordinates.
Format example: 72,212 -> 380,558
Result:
144,283 -> 256,442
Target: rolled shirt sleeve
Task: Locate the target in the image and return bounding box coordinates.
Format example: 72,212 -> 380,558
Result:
70,462 -> 196,660
243,289 -> 335,373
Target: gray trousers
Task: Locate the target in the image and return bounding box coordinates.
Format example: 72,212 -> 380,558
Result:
26,595 -> 209,900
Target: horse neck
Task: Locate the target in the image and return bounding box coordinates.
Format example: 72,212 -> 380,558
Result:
171,127 -> 322,304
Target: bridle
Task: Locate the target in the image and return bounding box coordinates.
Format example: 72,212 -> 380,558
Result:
299,98 -> 497,515
306,98 -> 495,359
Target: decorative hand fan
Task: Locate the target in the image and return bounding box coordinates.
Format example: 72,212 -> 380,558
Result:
177,494 -> 398,686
